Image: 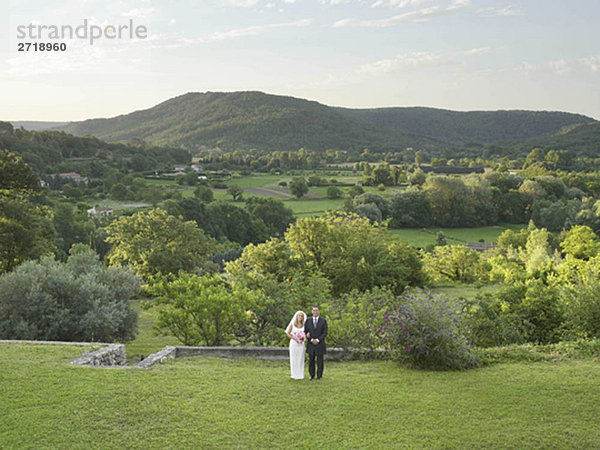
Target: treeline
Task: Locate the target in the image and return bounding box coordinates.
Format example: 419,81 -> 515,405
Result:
347,171 -> 600,232
0,121 -> 190,175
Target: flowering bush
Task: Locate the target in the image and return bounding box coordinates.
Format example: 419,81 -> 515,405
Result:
378,291 -> 479,370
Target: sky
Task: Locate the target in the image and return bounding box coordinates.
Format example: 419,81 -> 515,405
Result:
1,0 -> 600,121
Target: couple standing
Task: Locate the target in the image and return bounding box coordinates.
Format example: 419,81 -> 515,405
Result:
286,306 -> 327,380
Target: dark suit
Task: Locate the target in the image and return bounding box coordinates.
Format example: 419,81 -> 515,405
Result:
304,316 -> 327,379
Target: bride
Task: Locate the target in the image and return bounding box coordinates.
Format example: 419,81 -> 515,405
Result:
285,311 -> 307,380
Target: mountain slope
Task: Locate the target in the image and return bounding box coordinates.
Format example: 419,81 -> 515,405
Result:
11,121 -> 69,131
335,106 -> 595,144
495,121 -> 600,157
60,91 -> 444,153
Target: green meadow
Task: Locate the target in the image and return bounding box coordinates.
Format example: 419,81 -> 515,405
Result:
388,224 -> 527,248
1,342 -> 600,448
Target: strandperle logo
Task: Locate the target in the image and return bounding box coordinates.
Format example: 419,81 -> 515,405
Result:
16,19 -> 148,45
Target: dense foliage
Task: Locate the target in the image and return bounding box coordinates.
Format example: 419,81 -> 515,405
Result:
378,291 -> 479,370
0,246 -> 140,342
106,208 -> 219,278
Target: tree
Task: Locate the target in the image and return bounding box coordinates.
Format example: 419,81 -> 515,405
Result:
227,184 -> 244,201
285,212 -> 422,295
289,177 -> 309,198
207,201 -> 268,246
326,186 -> 342,199
0,196 -> 56,273
389,189 -> 432,228
110,183 -> 131,201
423,175 -> 471,227
0,247 -> 140,342
194,185 -> 214,203
245,197 -> 294,237
0,149 -> 41,194
414,150 -> 424,167
144,273 -> 250,346
422,246 -> 489,283
53,202 -> 97,260
409,168 -> 426,186
560,225 -> 600,260
106,208 -> 218,278
353,193 -> 389,218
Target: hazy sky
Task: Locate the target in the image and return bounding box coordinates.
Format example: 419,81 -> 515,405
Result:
2,0 -> 600,121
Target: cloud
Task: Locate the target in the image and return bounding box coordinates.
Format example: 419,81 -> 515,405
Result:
121,7 -> 160,19
477,6 -> 522,17
221,0 -> 261,7
580,55 -> 600,72
131,18 -> 313,49
203,19 -> 311,42
357,51 -> 449,74
371,0 -> 433,8
464,47 -> 491,56
333,1 -> 470,27
520,59 -> 572,76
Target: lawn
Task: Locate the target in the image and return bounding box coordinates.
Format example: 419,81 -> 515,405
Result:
126,302 -> 179,359
1,343 -> 600,448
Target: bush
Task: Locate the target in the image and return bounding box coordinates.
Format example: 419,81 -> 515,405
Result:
326,186 -> 342,199
378,291 -> 479,370
0,247 -> 140,342
466,281 -> 564,347
561,262 -> 600,339
325,287 -> 396,351
144,273 -> 252,346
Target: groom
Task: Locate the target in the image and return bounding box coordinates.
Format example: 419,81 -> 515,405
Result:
304,305 -> 327,380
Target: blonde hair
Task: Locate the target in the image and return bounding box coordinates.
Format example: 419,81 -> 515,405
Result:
294,313 -> 305,327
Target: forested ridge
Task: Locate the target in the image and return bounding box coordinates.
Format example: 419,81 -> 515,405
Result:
51,91 -> 599,157
336,106 -> 595,144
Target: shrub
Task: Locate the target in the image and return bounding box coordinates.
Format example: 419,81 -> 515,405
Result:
560,262 -> 600,339
326,186 -> 342,199
143,273 -> 254,346
0,247 -> 140,342
422,246 -> 490,284
378,291 -> 479,370
325,287 -> 396,351
466,281 -> 564,347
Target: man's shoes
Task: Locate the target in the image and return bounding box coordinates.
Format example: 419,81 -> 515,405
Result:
317,377 -> 322,380
309,377 -> 314,381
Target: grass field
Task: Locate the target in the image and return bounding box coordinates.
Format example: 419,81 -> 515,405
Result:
280,199 -> 344,218
389,224 -> 527,248
2,343 -> 600,448
96,199 -> 151,211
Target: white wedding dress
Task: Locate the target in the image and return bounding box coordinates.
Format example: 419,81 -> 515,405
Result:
289,325 -> 305,379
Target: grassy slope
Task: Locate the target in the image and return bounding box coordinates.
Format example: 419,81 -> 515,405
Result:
1,343 -> 600,448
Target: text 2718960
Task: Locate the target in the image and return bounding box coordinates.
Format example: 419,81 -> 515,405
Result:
18,42 -> 67,52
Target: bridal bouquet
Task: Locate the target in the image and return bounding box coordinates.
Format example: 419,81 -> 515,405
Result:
295,331 -> 306,345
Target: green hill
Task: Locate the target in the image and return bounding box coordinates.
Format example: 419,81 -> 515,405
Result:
492,120 -> 600,157
335,106 -> 595,144
59,91 -> 445,153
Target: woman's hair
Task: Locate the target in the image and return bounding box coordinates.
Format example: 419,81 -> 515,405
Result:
294,312 -> 305,327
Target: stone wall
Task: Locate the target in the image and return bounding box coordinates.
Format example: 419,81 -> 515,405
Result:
137,345 -> 356,369
69,344 -> 126,367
